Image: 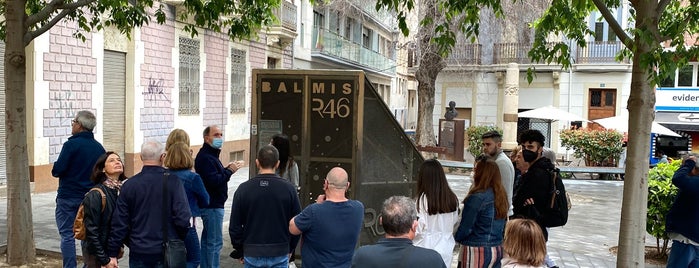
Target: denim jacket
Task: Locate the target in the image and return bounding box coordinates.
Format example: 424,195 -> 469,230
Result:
454,188 -> 505,247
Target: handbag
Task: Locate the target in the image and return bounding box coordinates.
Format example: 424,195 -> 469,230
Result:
162,173 -> 187,268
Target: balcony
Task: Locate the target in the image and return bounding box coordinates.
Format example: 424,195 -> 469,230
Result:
312,28 -> 396,74
494,43 -> 535,64
266,0 -> 297,46
576,41 -> 629,63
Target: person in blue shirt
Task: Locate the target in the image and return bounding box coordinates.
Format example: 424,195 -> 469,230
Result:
165,141 -> 210,268
666,155 -> 699,267
107,140 -> 191,267
351,196 -> 446,268
51,110 -> 105,268
289,167 -> 364,268
194,125 -> 242,268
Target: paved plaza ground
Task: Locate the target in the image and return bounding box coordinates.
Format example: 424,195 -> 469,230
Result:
0,167 -> 664,267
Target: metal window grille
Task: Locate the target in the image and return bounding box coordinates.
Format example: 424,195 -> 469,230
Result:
230,49 -> 247,113
179,37 -> 200,115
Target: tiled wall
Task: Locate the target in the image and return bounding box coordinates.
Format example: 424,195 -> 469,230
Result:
44,21 -> 97,162
139,8 -> 176,142
203,31 -> 230,127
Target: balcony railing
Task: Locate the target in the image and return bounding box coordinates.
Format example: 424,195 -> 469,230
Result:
272,0 -> 297,32
312,28 -> 396,73
494,43 -> 534,64
576,41 -> 628,63
446,45 -> 481,65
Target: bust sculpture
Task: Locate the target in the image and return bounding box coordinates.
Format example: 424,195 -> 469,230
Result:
444,101 -> 458,120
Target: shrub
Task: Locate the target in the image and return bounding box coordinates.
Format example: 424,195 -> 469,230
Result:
465,126 -> 501,158
559,128 -> 623,166
646,160 -> 680,257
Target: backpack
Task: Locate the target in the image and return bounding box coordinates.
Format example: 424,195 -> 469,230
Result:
541,168 -> 571,227
74,187 -> 106,240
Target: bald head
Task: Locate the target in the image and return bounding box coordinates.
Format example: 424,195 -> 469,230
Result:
326,167 -> 349,190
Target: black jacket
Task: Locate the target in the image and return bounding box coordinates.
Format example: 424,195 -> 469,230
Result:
83,183 -> 119,265
512,157 -> 555,239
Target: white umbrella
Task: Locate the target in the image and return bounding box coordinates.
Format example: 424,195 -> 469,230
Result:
518,106 -> 590,122
593,112 -> 681,137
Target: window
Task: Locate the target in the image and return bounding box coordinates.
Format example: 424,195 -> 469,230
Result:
229,150 -> 245,162
607,25 -> 616,42
267,57 -> 278,69
344,18 -> 353,40
590,89 -> 615,107
594,22 -> 604,42
313,10 -> 324,29
678,65 -> 693,87
179,37 -> 200,115
230,49 -> 246,114
362,26 -> 372,49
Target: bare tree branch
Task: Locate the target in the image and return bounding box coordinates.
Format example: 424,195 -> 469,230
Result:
24,0 -> 98,46
26,0 -> 96,26
58,0 -> 97,10
24,8 -> 72,46
591,0 -> 633,49
26,0 -> 65,27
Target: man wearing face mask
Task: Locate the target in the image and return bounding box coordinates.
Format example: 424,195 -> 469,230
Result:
195,125 -> 242,268
512,129 -> 559,268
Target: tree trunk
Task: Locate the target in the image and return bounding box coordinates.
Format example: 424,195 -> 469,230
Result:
414,0 -> 445,147
5,0 -> 37,265
616,20 -> 657,265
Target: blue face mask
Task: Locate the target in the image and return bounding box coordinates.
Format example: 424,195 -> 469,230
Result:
212,138 -> 224,149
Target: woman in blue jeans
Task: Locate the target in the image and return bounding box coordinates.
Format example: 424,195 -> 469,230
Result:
455,156 -> 509,268
165,141 -> 210,268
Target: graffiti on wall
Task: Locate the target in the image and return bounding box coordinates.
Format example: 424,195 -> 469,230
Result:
56,90 -> 77,125
143,76 -> 171,103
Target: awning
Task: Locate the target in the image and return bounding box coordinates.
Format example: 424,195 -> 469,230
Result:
656,112 -> 699,132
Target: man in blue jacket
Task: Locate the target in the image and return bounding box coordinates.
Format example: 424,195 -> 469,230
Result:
229,145 -> 301,267
106,140 -> 191,267
51,110 -> 105,268
666,155 -> 699,267
195,125 -> 241,268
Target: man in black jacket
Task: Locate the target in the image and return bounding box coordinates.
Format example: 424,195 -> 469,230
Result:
512,129 -> 558,268
229,145 -> 301,266
106,140 -> 191,268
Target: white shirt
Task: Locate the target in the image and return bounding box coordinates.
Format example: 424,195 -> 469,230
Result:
413,194 -> 460,267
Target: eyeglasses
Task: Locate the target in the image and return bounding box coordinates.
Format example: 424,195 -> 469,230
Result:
71,119 -> 78,125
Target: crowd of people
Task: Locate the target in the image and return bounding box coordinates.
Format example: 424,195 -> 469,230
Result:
56,110 -> 698,268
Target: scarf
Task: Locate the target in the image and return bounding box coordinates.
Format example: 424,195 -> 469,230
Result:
103,176 -> 123,191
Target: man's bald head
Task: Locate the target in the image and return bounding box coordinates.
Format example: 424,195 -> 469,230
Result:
326,167 -> 349,190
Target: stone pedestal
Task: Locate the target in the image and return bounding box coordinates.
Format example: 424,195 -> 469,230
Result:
439,119 -> 465,161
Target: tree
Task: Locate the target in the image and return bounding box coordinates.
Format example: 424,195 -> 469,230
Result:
2,0 -> 278,264
378,0 -> 699,265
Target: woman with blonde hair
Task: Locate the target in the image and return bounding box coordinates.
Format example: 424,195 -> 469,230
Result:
413,159 -> 460,266
454,155 -> 509,268
165,141 -> 210,268
501,219 -> 547,268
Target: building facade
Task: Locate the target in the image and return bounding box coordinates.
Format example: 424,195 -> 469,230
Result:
13,2 -> 298,192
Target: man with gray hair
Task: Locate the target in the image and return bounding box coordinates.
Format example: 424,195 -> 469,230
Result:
52,110 -> 105,268
351,196 -> 446,268
107,140 -> 191,267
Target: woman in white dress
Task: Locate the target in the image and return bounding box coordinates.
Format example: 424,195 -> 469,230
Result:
413,159 -> 460,267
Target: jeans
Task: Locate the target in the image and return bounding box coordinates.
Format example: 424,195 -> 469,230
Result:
200,208 -> 224,268
56,197 -> 83,268
244,255 -> 288,268
130,258 -> 165,268
185,227 -> 201,268
668,240 -> 699,267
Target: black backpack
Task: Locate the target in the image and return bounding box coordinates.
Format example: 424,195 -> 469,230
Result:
541,168 -> 571,227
